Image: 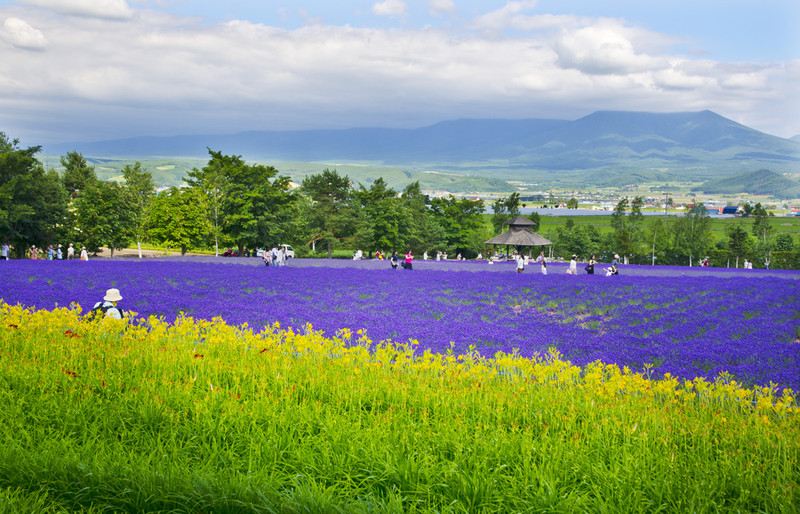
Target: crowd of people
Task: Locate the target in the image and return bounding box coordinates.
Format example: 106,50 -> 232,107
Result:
261,246 -> 289,266
1,242 -> 90,261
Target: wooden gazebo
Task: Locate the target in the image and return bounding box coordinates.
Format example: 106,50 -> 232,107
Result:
484,215 -> 552,257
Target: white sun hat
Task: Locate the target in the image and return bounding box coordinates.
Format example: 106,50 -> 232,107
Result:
104,288 -> 123,302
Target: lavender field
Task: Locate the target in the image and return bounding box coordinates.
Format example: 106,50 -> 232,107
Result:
3,258 -> 799,390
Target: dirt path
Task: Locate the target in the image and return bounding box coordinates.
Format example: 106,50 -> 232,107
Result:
92,248 -> 209,259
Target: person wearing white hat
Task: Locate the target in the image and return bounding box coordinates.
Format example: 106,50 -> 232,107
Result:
607,254 -> 620,276
88,288 -> 126,320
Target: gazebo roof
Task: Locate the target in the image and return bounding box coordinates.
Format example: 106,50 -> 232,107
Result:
484,229 -> 552,247
506,215 -> 535,226
484,215 -> 552,247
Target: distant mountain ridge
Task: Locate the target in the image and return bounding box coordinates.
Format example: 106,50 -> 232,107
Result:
43,110 -> 800,184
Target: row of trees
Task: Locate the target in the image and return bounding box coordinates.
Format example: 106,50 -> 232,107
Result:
1,133 -> 494,258
546,196 -> 800,268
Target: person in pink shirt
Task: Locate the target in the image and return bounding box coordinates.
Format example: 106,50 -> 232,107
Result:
403,250 -> 414,270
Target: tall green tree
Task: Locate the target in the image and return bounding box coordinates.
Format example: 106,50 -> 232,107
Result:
188,150 -> 296,255
301,169 -> 357,258
610,197 -> 629,233
145,187 -> 210,255
775,233 -> 794,252
122,162 -> 156,258
75,181 -> 137,256
400,181 -> 445,253
750,202 -> 773,262
59,151 -> 98,244
354,178 -> 404,252
726,224 -> 750,268
553,218 -> 593,258
186,150 -> 227,256
672,202 -> 713,266
0,133 -> 68,257
429,195 -> 487,256
60,151 -> 97,198
608,196 -> 645,261
646,220 -> 672,266
491,192 -> 521,234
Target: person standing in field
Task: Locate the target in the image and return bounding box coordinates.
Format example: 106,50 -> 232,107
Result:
516,253 -> 525,273
390,251 -> 399,270
586,254 -> 596,274
80,246 -> 89,261
56,244 -> 63,260
403,250 -> 414,270
67,243 -> 75,259
1,242 -> 9,260
30,245 -> 37,259
567,255 -> 578,275
540,253 -> 547,275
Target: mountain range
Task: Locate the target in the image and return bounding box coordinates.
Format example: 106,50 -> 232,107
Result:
43,110 -> 800,187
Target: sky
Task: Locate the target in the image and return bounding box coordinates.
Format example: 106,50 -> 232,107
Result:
0,0 -> 798,146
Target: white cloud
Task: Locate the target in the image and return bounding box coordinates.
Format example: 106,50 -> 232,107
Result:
472,0 -> 538,32
429,0 -> 456,16
554,24 -> 666,75
20,0 -> 134,20
0,4 -> 797,142
372,0 -> 406,17
2,17 -> 47,50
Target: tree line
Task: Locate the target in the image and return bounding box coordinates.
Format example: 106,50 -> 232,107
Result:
3,131 -> 798,267
544,196 -> 800,269
0,134 -> 496,258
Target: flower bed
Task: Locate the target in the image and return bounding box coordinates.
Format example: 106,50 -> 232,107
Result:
2,259 -> 799,389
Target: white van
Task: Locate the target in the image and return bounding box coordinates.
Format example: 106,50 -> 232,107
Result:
280,244 -> 295,258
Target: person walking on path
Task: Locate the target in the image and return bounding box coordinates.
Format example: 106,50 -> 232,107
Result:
56,244 -> 63,260
80,246 -> 89,261
88,288 -> 127,320
67,243 -> 75,260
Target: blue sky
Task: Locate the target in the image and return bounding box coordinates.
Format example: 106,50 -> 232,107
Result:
0,0 -> 798,144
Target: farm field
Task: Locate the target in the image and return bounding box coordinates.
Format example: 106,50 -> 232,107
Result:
3,259 -> 799,390
1,259 -> 799,511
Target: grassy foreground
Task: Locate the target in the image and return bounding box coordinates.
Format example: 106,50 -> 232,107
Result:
0,302 -> 798,513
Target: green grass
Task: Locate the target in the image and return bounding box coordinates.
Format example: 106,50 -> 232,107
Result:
1,304 -> 798,512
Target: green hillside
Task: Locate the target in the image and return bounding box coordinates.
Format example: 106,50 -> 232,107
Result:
698,169 -> 800,198
39,156 -> 516,193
